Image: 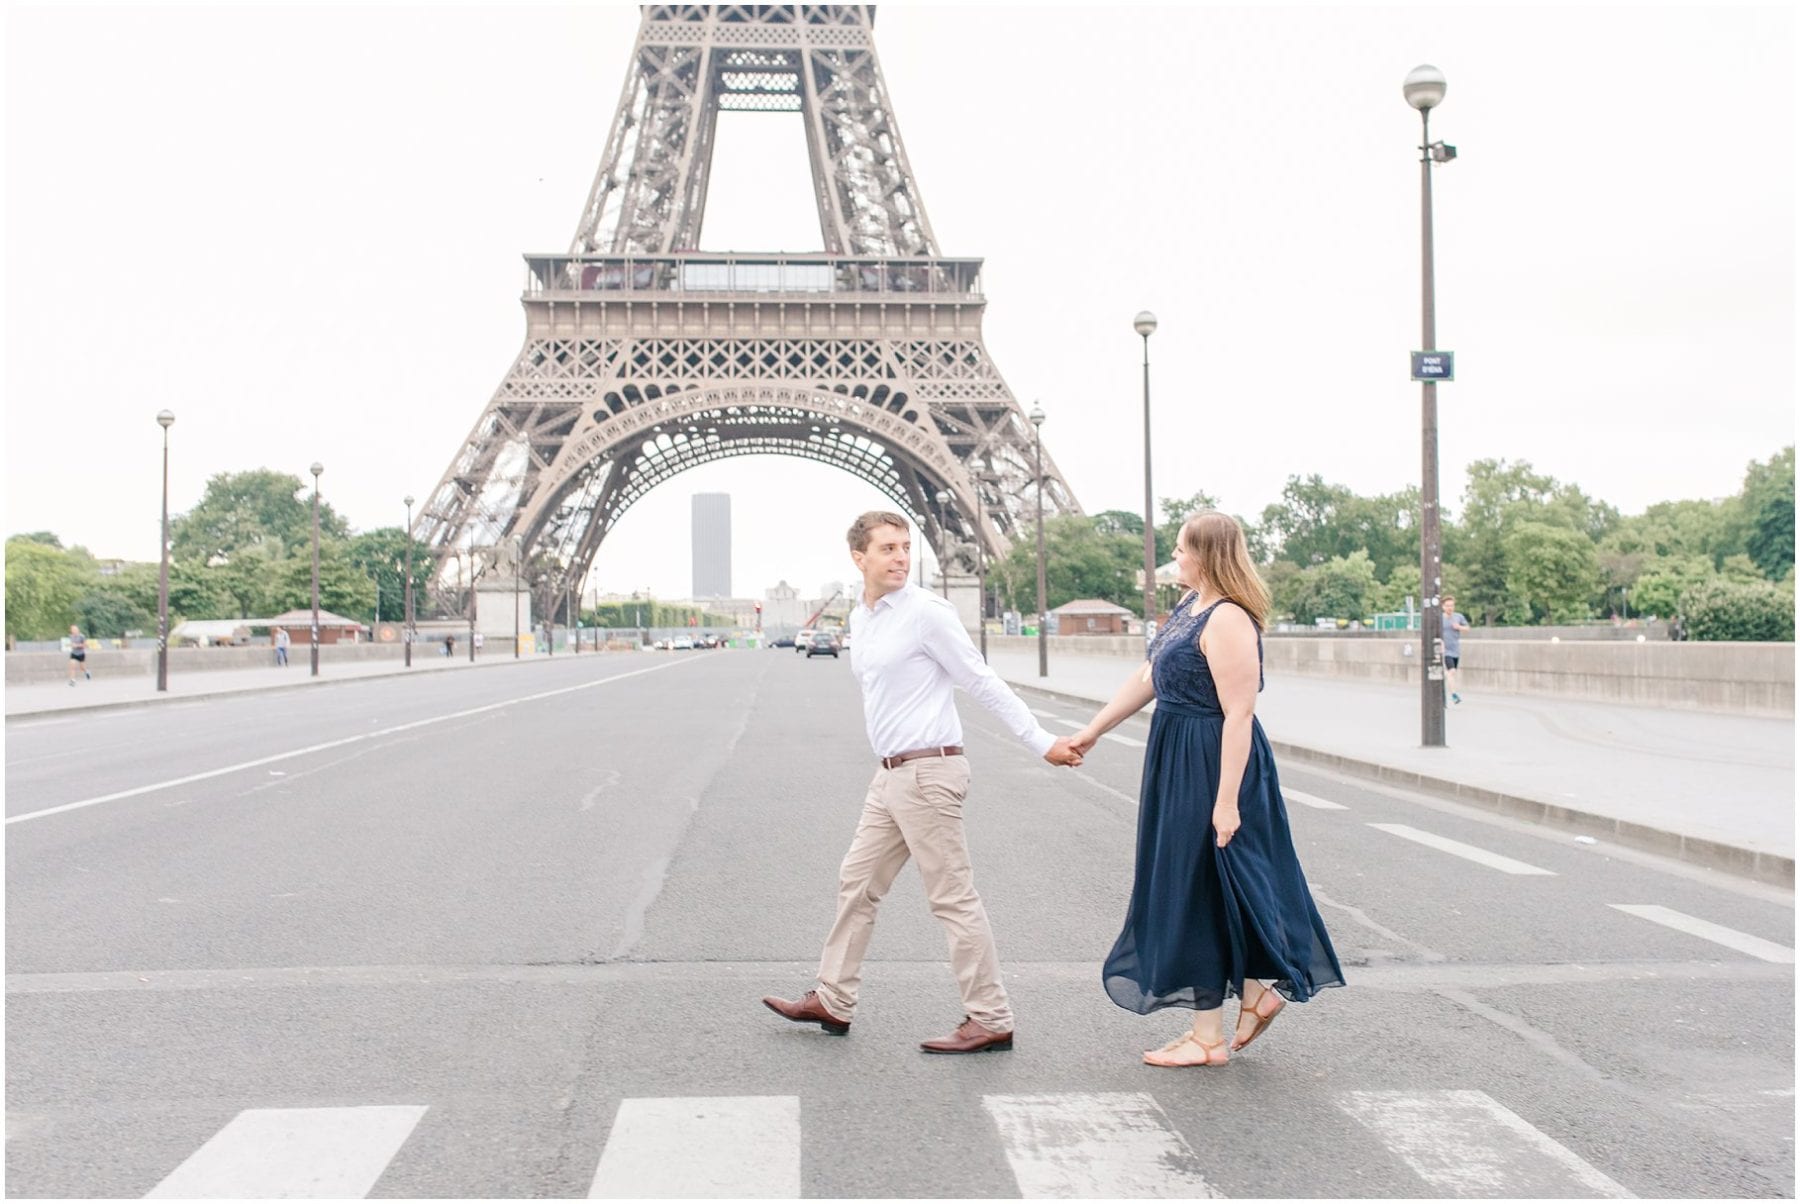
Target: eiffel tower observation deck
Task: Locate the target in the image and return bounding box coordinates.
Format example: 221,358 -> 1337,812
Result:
417,4 -> 1081,616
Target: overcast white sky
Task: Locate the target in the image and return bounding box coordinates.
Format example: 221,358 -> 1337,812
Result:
5,2 -> 1794,601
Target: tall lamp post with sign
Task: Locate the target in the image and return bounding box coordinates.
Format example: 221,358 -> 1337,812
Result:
1405,64 -> 1456,748
1133,311 -> 1158,644
934,489 -> 952,598
403,495 -> 415,668
309,462 -> 323,677
155,410 -> 175,692
1029,402 -> 1049,678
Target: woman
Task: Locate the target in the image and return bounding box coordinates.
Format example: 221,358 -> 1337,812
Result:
1071,510 -> 1343,1067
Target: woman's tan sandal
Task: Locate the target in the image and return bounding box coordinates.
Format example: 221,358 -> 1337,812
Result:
1143,1032 -> 1229,1068
1232,988 -> 1286,1051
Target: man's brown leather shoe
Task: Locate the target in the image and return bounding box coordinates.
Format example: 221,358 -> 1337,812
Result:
920,1015 -> 1014,1054
762,989 -> 851,1035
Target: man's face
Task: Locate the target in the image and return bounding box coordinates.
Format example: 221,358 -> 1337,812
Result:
1442,598 -> 1455,613
852,524 -> 911,597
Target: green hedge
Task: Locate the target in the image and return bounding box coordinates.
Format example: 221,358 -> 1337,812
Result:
1679,579 -> 1795,642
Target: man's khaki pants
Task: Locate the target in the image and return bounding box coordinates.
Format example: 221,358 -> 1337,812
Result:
814,753 -> 1012,1032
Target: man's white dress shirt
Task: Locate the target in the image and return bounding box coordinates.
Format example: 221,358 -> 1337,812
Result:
848,582 -> 1056,759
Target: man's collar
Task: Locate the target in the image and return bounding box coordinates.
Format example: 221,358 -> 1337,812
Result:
859,581 -> 911,613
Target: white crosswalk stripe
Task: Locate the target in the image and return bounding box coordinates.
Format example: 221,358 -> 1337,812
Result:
1369,823 -> 1557,875
1338,1089 -> 1630,1198
1048,715 -> 1145,747
1609,904 -> 1795,963
144,1105 -> 427,1199
99,1087 -> 1641,1198
1284,788 -> 1349,810
983,1091 -> 1221,1199
588,1095 -> 800,1198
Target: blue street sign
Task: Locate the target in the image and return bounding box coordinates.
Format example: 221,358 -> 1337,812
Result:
1411,351 -> 1454,381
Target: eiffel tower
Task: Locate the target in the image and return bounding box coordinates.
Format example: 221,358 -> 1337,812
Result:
415,3 -> 1081,621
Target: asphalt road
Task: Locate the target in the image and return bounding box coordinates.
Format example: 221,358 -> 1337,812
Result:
6,650 -> 1794,1198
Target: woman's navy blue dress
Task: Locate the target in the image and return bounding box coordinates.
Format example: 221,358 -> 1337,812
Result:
1103,595 -> 1345,1013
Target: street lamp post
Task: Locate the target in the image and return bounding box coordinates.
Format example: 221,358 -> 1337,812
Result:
933,489 -> 952,598
309,462 -> 323,677
155,410 -> 174,692
403,495 -> 415,668
1134,311 -> 1158,644
467,533 -> 477,662
1406,63 -> 1451,748
513,537 -> 522,658
1030,402 -> 1048,678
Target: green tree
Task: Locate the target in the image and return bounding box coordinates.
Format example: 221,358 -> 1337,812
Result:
5,538 -> 92,640
172,469 -> 350,567
9,530 -> 63,547
1501,521 -> 1599,623
1628,554 -> 1714,619
1740,446 -> 1795,580
268,541 -> 378,619
204,542 -> 283,619
1260,476 -> 1418,582
991,515 -> 1141,614
1288,550 -> 1380,626
346,528 -> 435,627
75,586 -> 152,639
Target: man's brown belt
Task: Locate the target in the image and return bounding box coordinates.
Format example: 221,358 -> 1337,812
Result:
879,745 -> 964,770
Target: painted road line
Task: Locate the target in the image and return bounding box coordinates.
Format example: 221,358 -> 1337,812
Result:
1338,1090 -> 1629,1198
1030,708 -> 1063,720
1284,789 -> 1349,811
6,658 -> 699,827
1368,823 -> 1556,876
589,1096 -> 800,1198
1048,716 -> 1142,747
983,1092 -> 1220,1199
1609,904 -> 1794,964
145,1105 -> 426,1198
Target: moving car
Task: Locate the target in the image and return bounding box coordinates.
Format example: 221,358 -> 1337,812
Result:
794,628 -> 816,654
806,631 -> 841,659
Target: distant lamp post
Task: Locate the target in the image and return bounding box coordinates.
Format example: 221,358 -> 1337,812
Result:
1405,63 -> 1454,748
933,489 -> 952,598
309,462 -> 323,677
1029,402 -> 1049,678
155,410 -> 175,692
513,536 -> 523,659
403,495 -> 415,668
1133,310 -> 1158,643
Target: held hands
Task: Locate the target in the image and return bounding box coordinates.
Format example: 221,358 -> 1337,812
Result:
1043,736 -> 1084,768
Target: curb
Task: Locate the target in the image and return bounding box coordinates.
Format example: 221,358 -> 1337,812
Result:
3,654 -> 584,722
1005,680 -> 1794,891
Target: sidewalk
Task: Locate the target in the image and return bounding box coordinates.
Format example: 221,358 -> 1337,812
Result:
987,649 -> 1795,887
4,651 -> 557,719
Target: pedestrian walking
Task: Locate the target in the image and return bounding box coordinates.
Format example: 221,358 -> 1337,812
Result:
762,511 -> 1084,1053
66,624 -> 90,685
444,632 -> 456,658
274,627 -> 290,667
1069,510 -> 1343,1067
1442,594 -> 1471,704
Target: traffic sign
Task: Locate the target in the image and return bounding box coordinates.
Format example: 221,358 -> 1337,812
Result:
1411,351 -> 1454,381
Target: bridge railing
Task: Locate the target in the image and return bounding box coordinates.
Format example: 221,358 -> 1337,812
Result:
522,253 -> 984,300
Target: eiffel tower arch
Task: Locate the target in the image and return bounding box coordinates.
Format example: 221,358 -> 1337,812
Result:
416,4 -> 1081,619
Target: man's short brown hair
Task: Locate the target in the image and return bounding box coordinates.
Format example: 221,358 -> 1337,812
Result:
847,510 -> 911,553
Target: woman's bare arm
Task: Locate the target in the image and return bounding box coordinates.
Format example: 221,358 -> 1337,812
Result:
1202,604 -> 1261,847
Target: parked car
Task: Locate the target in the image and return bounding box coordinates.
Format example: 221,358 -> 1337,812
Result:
806,631 -> 841,659
673,636 -> 695,650
771,636 -> 795,648
795,628 -> 816,654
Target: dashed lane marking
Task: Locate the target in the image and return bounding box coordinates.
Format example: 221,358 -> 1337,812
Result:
1368,823 -> 1556,875
1608,904 -> 1794,963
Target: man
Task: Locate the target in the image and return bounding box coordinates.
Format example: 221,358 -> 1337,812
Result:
67,624 -> 89,685
763,512 -> 1083,1054
1441,594 -> 1471,704
274,626 -> 290,667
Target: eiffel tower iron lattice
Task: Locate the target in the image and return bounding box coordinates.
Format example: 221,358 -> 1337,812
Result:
415,4 -> 1081,618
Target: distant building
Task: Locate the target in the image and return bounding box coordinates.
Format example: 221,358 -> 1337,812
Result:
763,580 -> 805,632
691,493 -> 732,598
1050,598 -> 1136,635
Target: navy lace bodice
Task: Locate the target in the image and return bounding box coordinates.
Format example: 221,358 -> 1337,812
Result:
1145,593 -> 1264,712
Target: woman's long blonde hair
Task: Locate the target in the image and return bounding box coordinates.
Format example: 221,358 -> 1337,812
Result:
1179,510 -> 1270,629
